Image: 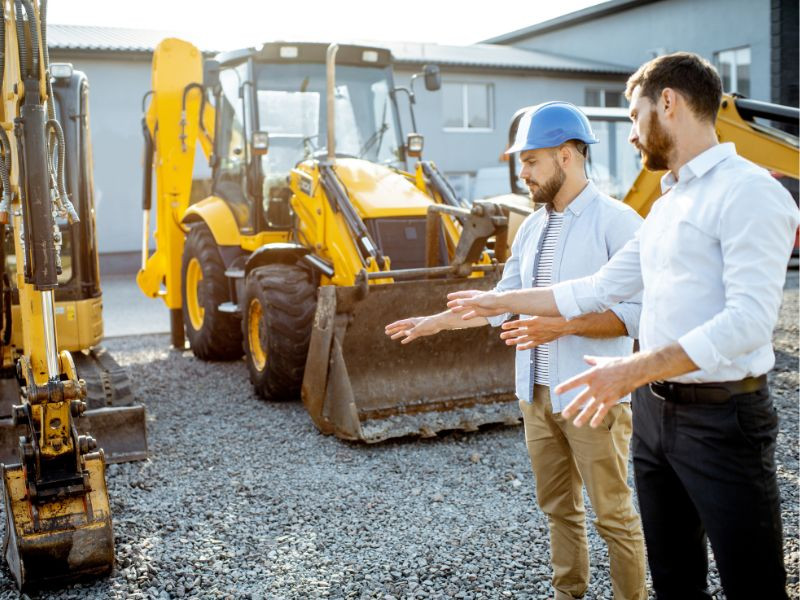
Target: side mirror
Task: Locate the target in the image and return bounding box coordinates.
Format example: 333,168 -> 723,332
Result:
423,65 -> 441,91
252,131 -> 269,156
203,59 -> 220,89
406,133 -> 424,158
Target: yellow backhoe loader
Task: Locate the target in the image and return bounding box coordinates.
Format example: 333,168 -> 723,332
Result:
139,38 -> 519,442
0,0 -> 133,589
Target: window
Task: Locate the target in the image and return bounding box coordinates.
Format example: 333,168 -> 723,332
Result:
586,118 -> 642,199
443,83 -> 493,131
584,89 -> 625,107
214,65 -> 251,227
715,46 -> 751,96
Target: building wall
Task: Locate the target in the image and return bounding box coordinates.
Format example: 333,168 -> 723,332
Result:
51,53 -> 153,255
51,51 -> 626,254
771,0 -> 798,109
504,0 -> 772,101
395,67 -> 627,172
395,67 -> 627,198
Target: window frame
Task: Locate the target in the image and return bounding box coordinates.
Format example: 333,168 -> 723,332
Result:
584,88 -> 626,108
442,82 -> 494,133
714,45 -> 751,96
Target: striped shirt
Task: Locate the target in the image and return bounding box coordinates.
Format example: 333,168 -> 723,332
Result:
533,211 -> 564,385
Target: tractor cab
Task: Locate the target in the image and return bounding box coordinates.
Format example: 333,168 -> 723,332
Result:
205,42 -> 420,234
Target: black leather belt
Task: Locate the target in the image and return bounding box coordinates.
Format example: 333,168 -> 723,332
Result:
649,375 -> 767,404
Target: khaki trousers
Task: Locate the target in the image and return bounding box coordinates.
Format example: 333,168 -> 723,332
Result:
519,385 -> 647,600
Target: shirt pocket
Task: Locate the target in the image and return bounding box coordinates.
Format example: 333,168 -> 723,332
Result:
663,210 -> 719,271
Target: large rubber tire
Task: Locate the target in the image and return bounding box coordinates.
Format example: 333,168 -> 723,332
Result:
242,263 -> 317,400
181,225 -> 243,360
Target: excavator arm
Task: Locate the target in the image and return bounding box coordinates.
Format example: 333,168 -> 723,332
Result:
0,0 -> 115,590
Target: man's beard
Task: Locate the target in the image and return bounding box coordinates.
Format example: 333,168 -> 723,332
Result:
636,111 -> 674,171
527,160 -> 566,207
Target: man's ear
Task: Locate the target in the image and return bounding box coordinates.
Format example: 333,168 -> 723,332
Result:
660,88 -> 678,117
559,145 -> 572,167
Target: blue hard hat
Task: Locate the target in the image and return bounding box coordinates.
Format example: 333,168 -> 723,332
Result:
506,101 -> 598,154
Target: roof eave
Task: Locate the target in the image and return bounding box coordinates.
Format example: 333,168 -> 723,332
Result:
481,0 -> 661,45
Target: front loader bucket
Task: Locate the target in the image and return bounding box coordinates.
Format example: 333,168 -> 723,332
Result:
302,273 -> 519,442
0,347 -> 148,464
2,452 -> 114,591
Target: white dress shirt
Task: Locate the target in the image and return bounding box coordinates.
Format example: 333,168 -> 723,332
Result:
553,142 -> 799,383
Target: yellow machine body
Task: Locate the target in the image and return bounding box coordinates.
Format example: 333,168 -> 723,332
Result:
9,296 -> 103,351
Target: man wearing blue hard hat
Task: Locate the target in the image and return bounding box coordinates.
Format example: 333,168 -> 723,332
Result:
386,101 -> 646,599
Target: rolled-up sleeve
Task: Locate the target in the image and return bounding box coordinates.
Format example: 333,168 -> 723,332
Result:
610,301 -> 641,339
677,179 -> 799,372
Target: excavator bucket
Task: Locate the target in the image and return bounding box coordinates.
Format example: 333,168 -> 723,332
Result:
302,273 -> 519,442
2,452 -> 114,590
0,347 -> 148,465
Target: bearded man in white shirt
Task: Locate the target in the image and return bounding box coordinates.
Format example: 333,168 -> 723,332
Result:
449,52 -> 798,600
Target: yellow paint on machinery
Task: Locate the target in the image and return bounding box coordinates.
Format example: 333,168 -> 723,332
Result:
9,296 -> 103,351
137,38 -> 205,310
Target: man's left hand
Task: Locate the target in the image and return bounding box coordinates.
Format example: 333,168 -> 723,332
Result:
500,316 -> 570,350
556,355 -> 640,428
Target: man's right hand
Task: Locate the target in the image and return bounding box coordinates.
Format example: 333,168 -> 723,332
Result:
385,316 -> 441,344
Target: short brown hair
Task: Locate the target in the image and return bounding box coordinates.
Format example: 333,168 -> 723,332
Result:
625,52 -> 723,122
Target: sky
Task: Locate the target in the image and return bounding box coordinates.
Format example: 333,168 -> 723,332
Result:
46,0 -> 607,46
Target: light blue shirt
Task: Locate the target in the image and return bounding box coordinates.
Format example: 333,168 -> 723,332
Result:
488,181 -> 643,412
553,143 -> 799,383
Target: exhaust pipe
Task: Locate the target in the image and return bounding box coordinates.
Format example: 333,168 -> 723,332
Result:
326,43 -> 339,164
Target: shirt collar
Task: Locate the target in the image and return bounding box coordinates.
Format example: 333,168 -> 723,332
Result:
660,142 -> 736,193
561,181 -> 597,216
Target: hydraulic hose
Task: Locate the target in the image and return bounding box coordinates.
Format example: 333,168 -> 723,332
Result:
180,83 -> 204,153
0,129 -> 12,221
13,1 -> 27,78
40,0 -> 56,124
0,8 -> 9,222
45,118 -> 78,223
17,0 -> 38,77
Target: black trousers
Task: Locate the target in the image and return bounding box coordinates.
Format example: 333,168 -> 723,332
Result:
631,384 -> 787,600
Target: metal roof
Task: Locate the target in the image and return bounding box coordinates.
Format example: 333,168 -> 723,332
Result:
47,25 -> 633,75
482,0 -> 661,45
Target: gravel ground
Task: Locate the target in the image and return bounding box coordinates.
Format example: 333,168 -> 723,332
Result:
0,278 -> 796,600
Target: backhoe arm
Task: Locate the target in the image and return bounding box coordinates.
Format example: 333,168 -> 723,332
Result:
137,38 -> 211,337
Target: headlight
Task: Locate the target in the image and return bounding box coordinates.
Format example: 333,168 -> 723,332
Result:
406,133 -> 424,157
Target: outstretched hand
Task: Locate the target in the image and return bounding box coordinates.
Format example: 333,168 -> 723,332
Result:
385,316 -> 440,344
500,316 -> 569,350
446,290 -> 508,320
556,355 -> 638,428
